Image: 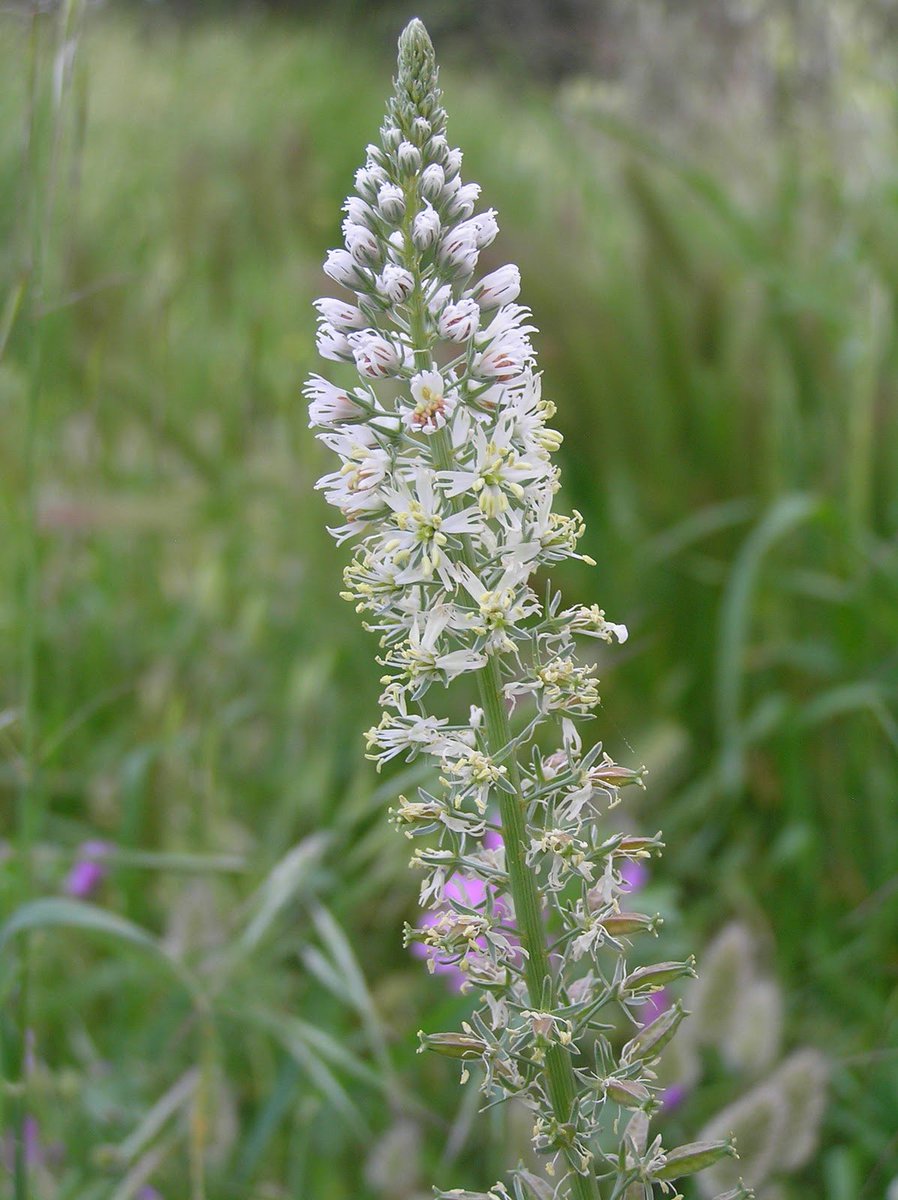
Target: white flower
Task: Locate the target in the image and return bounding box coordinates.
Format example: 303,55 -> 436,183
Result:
473,264 -> 521,309
406,370 -> 456,434
440,419 -> 546,518
380,471 -> 480,585
366,710 -> 454,767
444,145 -> 463,177
351,331 -> 402,379
307,26 -> 657,1187
438,298 -> 480,343
304,374 -> 366,427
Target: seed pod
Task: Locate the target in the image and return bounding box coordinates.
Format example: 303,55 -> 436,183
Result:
601,912 -> 662,937
624,957 -> 696,994
417,1030 -> 490,1059
623,999 -> 688,1063
603,1076 -> 651,1109
653,1138 -> 737,1181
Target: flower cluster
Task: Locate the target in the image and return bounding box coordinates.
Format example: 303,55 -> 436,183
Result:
307,20 -> 745,1200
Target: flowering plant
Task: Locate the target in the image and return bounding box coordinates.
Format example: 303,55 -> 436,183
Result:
306,19 -> 749,1200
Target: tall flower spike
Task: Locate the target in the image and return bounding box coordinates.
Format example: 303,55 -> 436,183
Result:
307,20 -> 731,1200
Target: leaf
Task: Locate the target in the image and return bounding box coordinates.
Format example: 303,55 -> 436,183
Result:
0,897 -> 202,1005
236,834 -> 329,956
715,494 -> 821,791
2,896 -> 156,955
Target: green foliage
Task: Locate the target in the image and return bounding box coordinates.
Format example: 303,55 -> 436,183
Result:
0,7 -> 895,1199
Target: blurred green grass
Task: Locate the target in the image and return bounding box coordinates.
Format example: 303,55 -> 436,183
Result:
0,8 -> 896,1199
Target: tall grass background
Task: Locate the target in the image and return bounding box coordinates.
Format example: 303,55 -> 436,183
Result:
0,4 -> 895,1198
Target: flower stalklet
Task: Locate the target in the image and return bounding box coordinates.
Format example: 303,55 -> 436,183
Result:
306,19 -> 744,1200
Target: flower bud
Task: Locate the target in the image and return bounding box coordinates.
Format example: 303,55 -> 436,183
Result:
444,145 -> 463,178
354,165 -> 384,201
352,332 -> 402,379
344,222 -> 382,268
470,209 -> 499,248
420,162 -> 445,201
446,181 -> 481,221
439,225 -> 479,277
652,1138 -> 737,1182
410,115 -> 432,143
343,195 -> 375,227
428,134 -> 449,164
473,340 -> 527,382
377,182 -> 405,222
438,298 -> 480,343
323,248 -> 364,288
377,264 -> 415,305
412,204 -> 440,251
316,322 -> 353,362
365,142 -> 389,170
314,298 -> 366,331
473,265 -> 521,309
397,140 -> 422,177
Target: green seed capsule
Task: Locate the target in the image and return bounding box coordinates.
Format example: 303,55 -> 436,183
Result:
624,956 -> 697,993
623,999 -> 688,1063
417,1030 -> 490,1059
602,1076 -> 651,1108
652,1138 -> 737,1181
601,912 -> 662,936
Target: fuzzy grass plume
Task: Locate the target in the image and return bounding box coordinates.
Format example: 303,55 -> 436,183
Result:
306,18 -> 746,1200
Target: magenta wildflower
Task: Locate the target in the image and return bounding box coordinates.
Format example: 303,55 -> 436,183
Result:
64,840 -> 111,899
620,857 -> 649,894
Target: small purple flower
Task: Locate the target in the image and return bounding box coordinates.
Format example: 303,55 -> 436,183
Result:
620,858 -> 649,894
64,841 -> 111,899
1,1116 -> 63,1171
410,872 -> 489,992
137,1188 -> 162,1200
660,1083 -> 688,1112
640,986 -> 669,1026
411,828 -> 510,993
